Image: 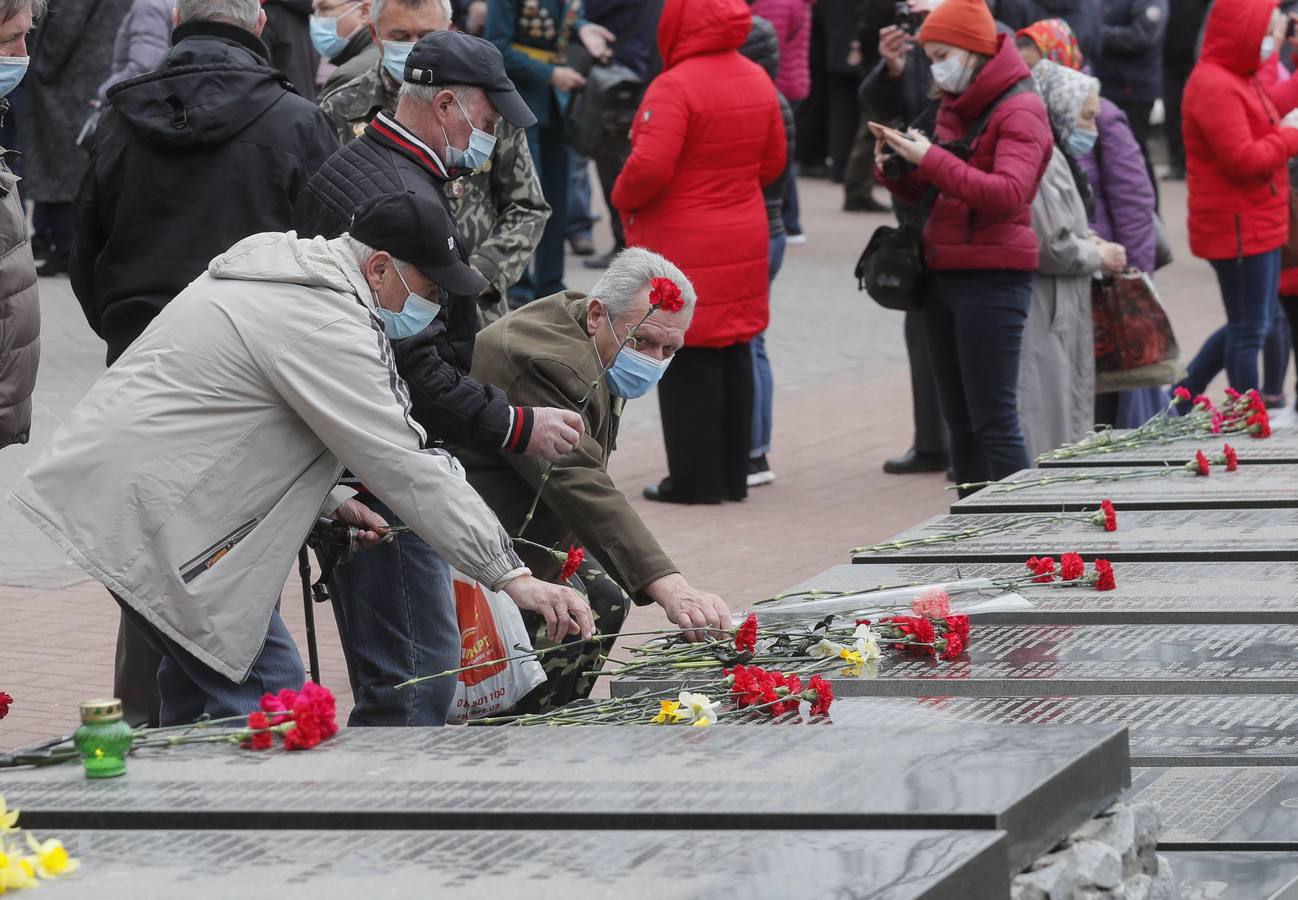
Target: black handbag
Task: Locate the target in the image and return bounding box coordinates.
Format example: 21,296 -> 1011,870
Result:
564,63 -> 645,158
857,80 -> 1034,311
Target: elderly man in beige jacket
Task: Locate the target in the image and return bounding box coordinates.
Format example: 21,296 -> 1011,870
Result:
10,193 -> 590,725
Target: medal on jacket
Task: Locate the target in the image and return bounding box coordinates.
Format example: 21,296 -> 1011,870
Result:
447,177 -> 466,198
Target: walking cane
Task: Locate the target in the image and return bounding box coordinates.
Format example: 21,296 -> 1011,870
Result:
298,546 -> 321,684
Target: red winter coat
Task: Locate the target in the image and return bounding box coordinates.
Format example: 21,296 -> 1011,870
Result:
750,0 -> 814,101
612,0 -> 786,348
1184,0 -> 1298,261
881,35 -> 1052,272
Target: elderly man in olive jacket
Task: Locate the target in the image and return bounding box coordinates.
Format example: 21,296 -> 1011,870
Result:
461,247 -> 732,712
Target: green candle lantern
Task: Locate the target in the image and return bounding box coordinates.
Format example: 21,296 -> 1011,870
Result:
73,698 -> 133,778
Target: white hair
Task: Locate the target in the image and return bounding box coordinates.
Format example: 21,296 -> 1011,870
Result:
177,0 -> 259,30
396,81 -> 480,107
370,0 -> 450,32
5,0 -> 45,22
589,247 -> 697,325
340,235 -> 411,275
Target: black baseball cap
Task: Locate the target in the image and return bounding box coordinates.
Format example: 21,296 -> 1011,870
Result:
349,193 -> 488,297
404,31 -> 538,129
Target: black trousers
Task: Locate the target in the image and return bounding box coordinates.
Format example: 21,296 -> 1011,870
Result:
1162,61 -> 1193,172
657,343 -> 754,502
827,71 -> 861,183
592,130 -> 631,251
905,309 -> 948,458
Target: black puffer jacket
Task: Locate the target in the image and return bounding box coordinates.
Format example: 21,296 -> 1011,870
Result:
69,20 -> 339,364
741,15 -> 795,239
293,113 -> 533,454
261,0 -> 319,100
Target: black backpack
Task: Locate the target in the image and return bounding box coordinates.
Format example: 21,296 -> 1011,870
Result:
856,79 -> 1036,311
563,63 -> 645,158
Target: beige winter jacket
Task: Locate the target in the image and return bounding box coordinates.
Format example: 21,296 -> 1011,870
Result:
10,232 -> 525,681
0,149 -> 39,447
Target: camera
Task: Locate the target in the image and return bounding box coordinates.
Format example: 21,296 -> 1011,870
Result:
894,0 -> 925,35
880,144 -> 916,181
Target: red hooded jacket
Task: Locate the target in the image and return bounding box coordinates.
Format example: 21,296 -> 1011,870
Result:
882,35 -> 1052,272
612,0 -> 786,348
1184,0 -> 1298,260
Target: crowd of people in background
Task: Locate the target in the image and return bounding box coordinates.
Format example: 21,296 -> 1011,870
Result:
7,0 -> 1298,724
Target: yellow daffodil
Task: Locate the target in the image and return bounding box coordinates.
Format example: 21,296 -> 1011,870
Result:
0,796 -> 18,833
0,851 -> 37,891
838,647 -> 864,666
26,833 -> 78,878
651,700 -> 688,724
677,692 -> 718,727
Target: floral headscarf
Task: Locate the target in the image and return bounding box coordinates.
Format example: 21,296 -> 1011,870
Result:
1031,59 -> 1100,141
1017,18 -> 1085,70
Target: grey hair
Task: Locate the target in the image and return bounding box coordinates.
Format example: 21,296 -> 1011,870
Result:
177,0 -> 259,30
371,0 -> 450,29
340,234 -> 412,275
7,0 -> 46,23
589,247 -> 697,324
397,81 -> 479,107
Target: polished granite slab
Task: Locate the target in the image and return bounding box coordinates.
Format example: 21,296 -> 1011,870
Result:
850,509 -> 1298,564
819,696 -> 1298,766
950,464 -> 1298,513
28,829 -> 1010,900
609,624 -> 1298,697
1164,851 -> 1298,899
1039,432 -> 1298,469
0,723 -> 1127,873
1129,767 -> 1298,849
775,561 -> 1298,624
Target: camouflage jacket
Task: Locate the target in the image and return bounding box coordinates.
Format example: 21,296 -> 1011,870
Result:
318,65 -> 550,316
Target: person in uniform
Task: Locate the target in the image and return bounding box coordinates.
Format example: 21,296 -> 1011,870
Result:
319,0 -> 548,323
484,0 -> 612,304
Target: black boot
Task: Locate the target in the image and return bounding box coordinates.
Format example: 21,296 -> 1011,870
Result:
882,448 -> 949,475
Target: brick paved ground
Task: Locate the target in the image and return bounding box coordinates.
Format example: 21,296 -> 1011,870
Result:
0,175 -> 1239,749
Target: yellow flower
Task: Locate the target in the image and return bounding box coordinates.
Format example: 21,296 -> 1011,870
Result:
0,851 -> 37,891
677,692 -> 718,727
26,833 -> 78,878
0,795 -> 18,833
651,700 -> 688,724
839,647 -> 864,666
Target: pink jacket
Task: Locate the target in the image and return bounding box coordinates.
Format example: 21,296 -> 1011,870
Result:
750,0 -> 813,100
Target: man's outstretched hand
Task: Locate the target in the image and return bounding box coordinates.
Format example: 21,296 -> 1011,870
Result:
647,574 -> 733,643
504,574 -> 596,643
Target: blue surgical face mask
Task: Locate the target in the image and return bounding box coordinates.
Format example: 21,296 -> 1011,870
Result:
309,11 -> 354,59
378,266 -> 442,339
442,95 -> 498,171
381,40 -> 415,82
1066,127 -> 1097,157
0,56 -> 28,98
1262,35 -> 1277,62
601,318 -> 672,398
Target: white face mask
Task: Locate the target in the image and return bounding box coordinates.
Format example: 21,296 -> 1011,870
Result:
1262,35 -> 1277,62
930,51 -> 974,94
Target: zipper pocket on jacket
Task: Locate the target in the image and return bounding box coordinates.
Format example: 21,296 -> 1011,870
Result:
180,518 -> 258,584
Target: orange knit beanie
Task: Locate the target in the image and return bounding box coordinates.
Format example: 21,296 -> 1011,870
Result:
918,0 -> 998,57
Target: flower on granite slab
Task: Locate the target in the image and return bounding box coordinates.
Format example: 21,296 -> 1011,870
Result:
24,833 -> 78,879
1059,552 -> 1085,581
651,699 -> 689,724
1093,559 -> 1116,592
1026,556 -> 1056,583
677,692 -> 718,727
1187,450 -> 1210,476
941,631 -> 965,660
1223,444 -> 1238,472
0,692 -> 10,721
734,613 -> 758,653
1092,500 -> 1118,532
804,675 -> 834,716
910,589 -> 951,618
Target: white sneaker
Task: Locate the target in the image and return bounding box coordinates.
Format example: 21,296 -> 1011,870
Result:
785,232 -> 807,245
747,469 -> 776,487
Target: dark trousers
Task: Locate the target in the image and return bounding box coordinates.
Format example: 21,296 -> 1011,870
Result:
33,201 -> 72,264
1182,250 -> 1282,394
516,105 -> 569,300
924,269 -> 1033,493
1282,295 -> 1298,399
592,130 -> 631,251
843,116 -> 880,207
657,343 -> 754,503
827,71 -> 861,183
1116,99 -> 1158,208
115,611 -> 162,726
1265,305 -> 1291,397
1162,61 -> 1193,172
905,308 -> 948,458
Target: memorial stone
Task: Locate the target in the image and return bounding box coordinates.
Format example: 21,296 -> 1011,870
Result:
776,561 -> 1298,624
851,509 -> 1298,563
1161,851 -> 1298,899
609,624 -> 1298,697
1039,430 -> 1298,469
1128,767 -> 1298,847
0,723 -> 1129,873
819,696 -> 1298,765
32,828 -> 1011,900
950,464 -> 1298,514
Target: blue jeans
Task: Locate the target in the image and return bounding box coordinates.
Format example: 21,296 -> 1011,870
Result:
923,269 -> 1033,492
114,596 -> 304,727
327,496 -> 459,726
1183,250 -> 1281,394
750,235 -> 786,457
566,148 -> 595,240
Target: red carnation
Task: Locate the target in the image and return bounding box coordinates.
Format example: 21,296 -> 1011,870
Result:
726,665 -> 774,708
941,631 -> 965,660
734,613 -> 758,653
944,615 -> 971,641
1211,412 -> 1224,434
773,672 -> 803,715
0,691 -> 11,720
648,277 -> 684,313
806,675 -> 834,716
1026,556 -> 1056,583
243,711 -> 273,750
1193,394 -> 1213,410
1173,386 -> 1191,402
1192,450 -> 1210,477
1095,499 -> 1118,532
1248,411 -> 1271,438
559,545 -> 584,582
283,681 -> 338,751
1225,387 -> 1242,400
854,618 -> 872,626
1059,552 -> 1084,581
1223,444 -> 1238,472
1093,559 -> 1116,592
889,615 -> 937,652
260,690 -> 291,725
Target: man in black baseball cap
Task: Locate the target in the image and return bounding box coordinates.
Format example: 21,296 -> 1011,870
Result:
350,192 -> 488,300
403,30 -> 536,129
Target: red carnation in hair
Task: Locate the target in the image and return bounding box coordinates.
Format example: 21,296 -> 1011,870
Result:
648,277 -> 684,313
559,545 -> 584,582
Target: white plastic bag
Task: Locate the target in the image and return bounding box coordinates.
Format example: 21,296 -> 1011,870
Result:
449,569 -> 546,723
